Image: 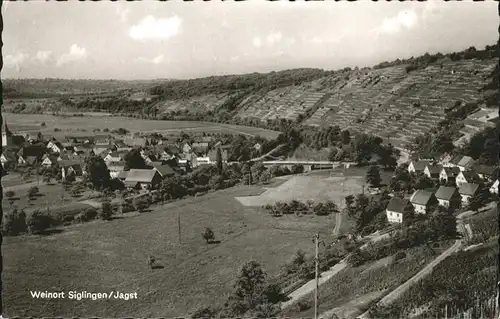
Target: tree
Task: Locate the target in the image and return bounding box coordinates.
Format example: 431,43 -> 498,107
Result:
100,200 -> 113,220
234,260 -> 267,311
291,164 -> 304,174
467,186 -> 489,212
133,197 -> 148,212
344,195 -> 355,215
26,210 -> 52,234
216,148 -> 223,175
85,155 -> 111,190
3,208 -> 27,236
366,165 -> 381,187
202,227 -> 215,244
259,170 -> 271,184
123,149 -> 147,170
28,186 -> 39,199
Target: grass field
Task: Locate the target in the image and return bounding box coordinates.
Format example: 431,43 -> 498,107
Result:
235,173 -> 365,208
4,185 -> 341,318
3,113 -> 281,139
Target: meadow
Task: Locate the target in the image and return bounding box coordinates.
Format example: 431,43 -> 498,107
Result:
3,184 -> 341,318
3,112 -> 281,140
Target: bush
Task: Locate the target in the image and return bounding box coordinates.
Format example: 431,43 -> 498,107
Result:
99,201 -> 113,220
295,300 -> 313,312
3,208 -> 27,236
81,208 -> 98,222
394,251 -> 406,261
26,210 -> 53,234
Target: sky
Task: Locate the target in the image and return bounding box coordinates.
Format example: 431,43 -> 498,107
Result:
2,0 -> 498,80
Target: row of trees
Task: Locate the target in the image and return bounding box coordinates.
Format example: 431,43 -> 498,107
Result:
263,200 -> 339,217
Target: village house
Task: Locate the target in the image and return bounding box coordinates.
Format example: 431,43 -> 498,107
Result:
208,148 -> 229,163
42,155 -> 59,167
181,142 -> 192,154
408,160 -> 431,175
106,162 -> 126,179
434,186 -> 461,209
177,159 -> 191,172
472,164 -> 496,182
104,152 -> 125,163
46,140 -> 64,154
192,142 -> 210,153
455,171 -> 479,188
60,160 -> 83,179
456,155 -> 475,172
117,170 -> 129,181
152,163 -> 175,179
409,190 -> 438,215
424,164 -> 443,180
1,151 -> 17,168
124,169 -> 162,190
439,166 -> 461,184
445,154 -> 464,168
385,197 -> 414,224
458,183 -> 480,205
489,179 -> 499,194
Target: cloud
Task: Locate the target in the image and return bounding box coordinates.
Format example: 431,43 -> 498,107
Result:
129,15 -> 182,41
116,5 -> 130,23
375,10 -> 418,34
134,54 -> 165,64
33,50 -> 52,64
267,32 -> 283,45
57,44 -> 87,66
5,52 -> 29,71
252,37 -> 262,48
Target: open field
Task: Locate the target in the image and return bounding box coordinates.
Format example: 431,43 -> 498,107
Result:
4,185 -> 341,318
3,113 -> 281,139
236,173 -> 365,208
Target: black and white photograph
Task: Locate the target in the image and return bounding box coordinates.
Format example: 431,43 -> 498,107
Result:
1,0 -> 499,318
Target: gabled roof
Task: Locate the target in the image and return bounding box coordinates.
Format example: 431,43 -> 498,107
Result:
457,156 -> 474,167
124,169 -> 159,183
25,156 -> 38,165
154,164 -> 175,177
106,152 -> 123,159
459,171 -> 478,181
386,197 -> 411,214
473,164 -> 496,176
426,164 -> 443,175
458,183 -> 480,196
412,160 -> 430,171
442,166 -> 460,177
435,186 -> 458,201
410,190 -> 435,206
59,160 -> 82,168
449,154 -> 464,165
116,171 -> 128,180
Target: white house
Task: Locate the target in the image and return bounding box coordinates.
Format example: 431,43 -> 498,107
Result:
456,171 -> 479,188
458,183 -> 480,205
182,143 -> 192,154
60,161 -> 83,179
489,180 -> 499,194
104,152 -> 124,163
107,163 -> 126,179
42,156 -> 58,167
439,167 -> 461,184
408,160 -> 430,174
385,197 -> 414,224
434,186 -> 460,209
424,164 -> 443,180
46,140 -> 64,154
409,190 -> 437,215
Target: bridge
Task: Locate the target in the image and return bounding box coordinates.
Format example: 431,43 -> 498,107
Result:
260,160 -> 355,172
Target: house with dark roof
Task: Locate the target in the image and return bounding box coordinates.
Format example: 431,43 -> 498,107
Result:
41,155 -> 59,167
46,140 -> 64,154
385,197 -> 414,224
472,164 -> 496,182
424,164 -> 443,180
410,190 -> 438,214
408,160 -> 430,174
456,171 -> 479,188
208,148 -> 228,163
124,169 -> 162,190
60,160 -> 83,179
104,152 -> 125,163
152,164 -> 175,179
446,154 -> 464,168
434,186 -> 461,209
458,183 -> 480,205
439,166 -> 461,184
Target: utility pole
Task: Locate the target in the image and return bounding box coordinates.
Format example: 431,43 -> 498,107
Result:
312,233 -> 324,319
178,211 -> 181,244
